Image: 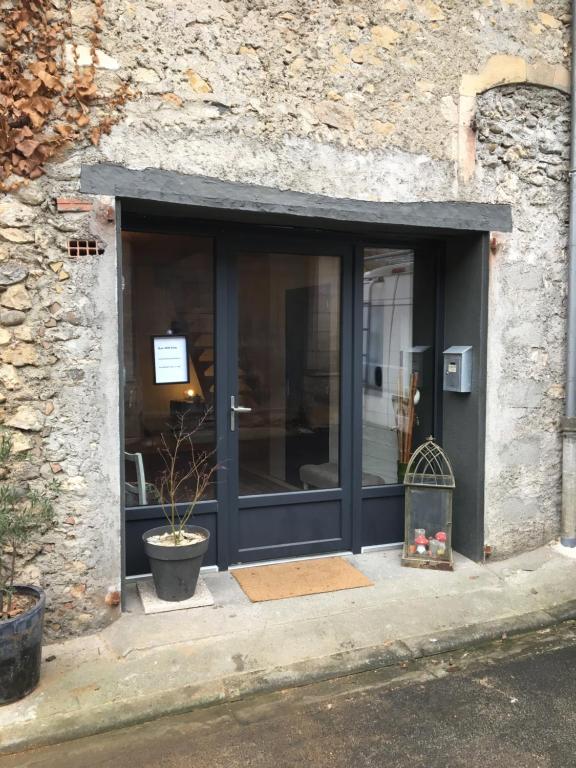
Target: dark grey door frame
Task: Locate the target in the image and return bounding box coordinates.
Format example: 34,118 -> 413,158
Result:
443,233 -> 490,561
117,201 -> 498,575
220,232 -> 355,565
349,240 -> 446,554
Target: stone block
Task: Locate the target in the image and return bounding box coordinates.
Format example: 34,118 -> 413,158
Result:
1,345 -> 39,367
0,363 -> 21,390
350,44 -> 382,66
185,70 -> 212,93
0,261 -> 28,286
0,309 -> 26,326
14,185 -> 45,206
14,326 -> 33,342
537,12 -> 562,29
11,431 -> 32,452
6,405 -> 44,431
0,200 -> 37,228
372,120 -> 396,136
461,55 -> 528,98
70,3 -> 96,28
133,67 -> 161,84
501,0 -> 534,9
315,101 -> 355,131
0,228 -> 34,244
1,284 -> 31,310
415,0 -> 445,21
547,384 -> 564,399
370,25 -> 400,49
527,61 -> 570,94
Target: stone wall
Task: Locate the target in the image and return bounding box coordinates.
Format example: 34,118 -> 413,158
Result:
0,182 -> 121,639
98,0 -> 569,176
0,0 -> 572,637
473,85 -> 570,556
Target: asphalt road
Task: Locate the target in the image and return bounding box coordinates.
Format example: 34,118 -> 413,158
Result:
4,621 -> 576,768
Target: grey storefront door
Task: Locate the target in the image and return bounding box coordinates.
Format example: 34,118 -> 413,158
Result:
80,163 -> 511,578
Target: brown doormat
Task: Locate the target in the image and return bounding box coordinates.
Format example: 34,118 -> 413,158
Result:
232,557 -> 373,602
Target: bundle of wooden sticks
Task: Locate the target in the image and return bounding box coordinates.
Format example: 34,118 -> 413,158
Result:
395,371 -> 419,464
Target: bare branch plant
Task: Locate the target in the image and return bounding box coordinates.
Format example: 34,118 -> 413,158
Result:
155,410 -> 218,545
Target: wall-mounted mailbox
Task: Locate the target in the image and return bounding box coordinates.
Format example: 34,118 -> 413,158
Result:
443,346 -> 472,393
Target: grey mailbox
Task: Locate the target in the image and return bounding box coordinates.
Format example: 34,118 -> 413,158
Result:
443,346 -> 472,393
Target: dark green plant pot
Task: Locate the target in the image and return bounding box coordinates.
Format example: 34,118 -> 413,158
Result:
0,585 -> 45,705
397,461 -> 408,484
143,525 -> 210,602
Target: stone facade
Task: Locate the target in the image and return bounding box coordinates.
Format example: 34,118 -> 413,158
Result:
475,85 -> 570,556
0,0 -> 572,637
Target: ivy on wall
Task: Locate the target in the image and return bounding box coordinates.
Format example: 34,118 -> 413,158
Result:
0,0 -> 132,190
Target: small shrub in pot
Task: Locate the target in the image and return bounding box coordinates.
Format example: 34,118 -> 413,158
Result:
143,412 -> 218,601
0,431 -> 58,704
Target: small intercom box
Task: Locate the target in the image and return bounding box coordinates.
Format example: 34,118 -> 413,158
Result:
409,345 -> 431,387
443,346 -> 473,393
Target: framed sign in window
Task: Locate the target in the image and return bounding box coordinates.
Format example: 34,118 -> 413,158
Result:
152,335 -> 190,385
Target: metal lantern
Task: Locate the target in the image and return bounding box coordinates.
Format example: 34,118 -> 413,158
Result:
401,436 -> 455,571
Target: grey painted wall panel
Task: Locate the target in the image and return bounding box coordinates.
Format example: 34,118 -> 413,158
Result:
443,234 -> 489,562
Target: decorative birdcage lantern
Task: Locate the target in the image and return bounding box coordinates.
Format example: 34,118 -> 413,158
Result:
401,436 -> 455,571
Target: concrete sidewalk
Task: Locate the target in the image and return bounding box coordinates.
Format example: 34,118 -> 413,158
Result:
1,544 -> 576,756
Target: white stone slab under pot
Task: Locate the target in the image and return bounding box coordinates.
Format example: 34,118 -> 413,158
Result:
137,577 -> 214,614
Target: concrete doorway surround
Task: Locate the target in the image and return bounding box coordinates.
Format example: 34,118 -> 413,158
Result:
80,162 -> 512,590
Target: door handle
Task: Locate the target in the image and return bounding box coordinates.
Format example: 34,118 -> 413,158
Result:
230,396 -> 252,431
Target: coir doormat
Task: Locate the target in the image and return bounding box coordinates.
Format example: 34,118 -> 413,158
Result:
232,557 -> 373,602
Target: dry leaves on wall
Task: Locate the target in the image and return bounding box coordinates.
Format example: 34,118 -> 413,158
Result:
0,0 -> 133,190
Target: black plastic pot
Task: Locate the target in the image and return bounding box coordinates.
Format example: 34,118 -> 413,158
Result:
0,585 -> 45,705
143,525 -> 210,602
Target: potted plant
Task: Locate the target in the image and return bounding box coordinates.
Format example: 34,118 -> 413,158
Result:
143,412 -> 217,602
0,431 -> 57,704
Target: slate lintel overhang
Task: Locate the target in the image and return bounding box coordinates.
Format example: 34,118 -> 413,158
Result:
80,163 -> 513,236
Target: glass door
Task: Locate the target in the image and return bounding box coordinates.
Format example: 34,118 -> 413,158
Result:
122,231 -> 218,575
359,246 -> 438,549
121,225 -> 439,574
227,240 -> 352,564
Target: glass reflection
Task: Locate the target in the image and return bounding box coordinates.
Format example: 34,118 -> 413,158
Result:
122,231 -> 216,506
237,252 -> 341,495
362,248 -> 431,486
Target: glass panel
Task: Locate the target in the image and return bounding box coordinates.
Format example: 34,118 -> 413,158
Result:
362,248 -> 434,486
237,252 -> 341,495
122,232 -> 216,506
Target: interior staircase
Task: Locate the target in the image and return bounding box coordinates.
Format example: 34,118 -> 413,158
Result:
185,314 -> 261,411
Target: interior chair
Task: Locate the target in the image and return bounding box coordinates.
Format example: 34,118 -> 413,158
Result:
124,451 -> 148,506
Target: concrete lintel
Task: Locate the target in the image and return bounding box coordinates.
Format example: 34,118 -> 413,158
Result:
80,163 -> 513,234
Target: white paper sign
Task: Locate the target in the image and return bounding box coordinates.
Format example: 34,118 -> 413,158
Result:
153,336 -> 189,384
